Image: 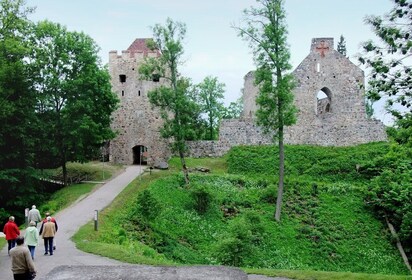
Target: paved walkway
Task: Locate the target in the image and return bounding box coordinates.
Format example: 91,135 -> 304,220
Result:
0,165 -> 290,280
0,165 -> 141,279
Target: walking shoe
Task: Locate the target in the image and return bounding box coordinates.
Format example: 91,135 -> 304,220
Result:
44,252 -> 48,255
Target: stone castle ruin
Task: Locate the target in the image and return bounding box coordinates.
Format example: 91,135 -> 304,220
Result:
109,39 -> 171,166
109,37 -> 387,165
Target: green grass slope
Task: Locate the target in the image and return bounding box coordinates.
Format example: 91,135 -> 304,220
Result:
73,142 -> 412,279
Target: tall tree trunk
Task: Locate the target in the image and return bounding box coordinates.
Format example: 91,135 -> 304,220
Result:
209,114 -> 214,140
275,126 -> 284,221
62,160 -> 67,186
178,149 -> 190,185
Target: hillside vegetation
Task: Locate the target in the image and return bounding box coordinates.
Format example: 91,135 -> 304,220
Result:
74,142 -> 412,279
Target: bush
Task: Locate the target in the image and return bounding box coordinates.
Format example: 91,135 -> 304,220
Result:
214,212 -> 265,266
131,189 -> 162,223
190,183 -> 213,214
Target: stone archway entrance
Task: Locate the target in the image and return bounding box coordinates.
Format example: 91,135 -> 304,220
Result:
316,87 -> 332,115
132,145 -> 148,165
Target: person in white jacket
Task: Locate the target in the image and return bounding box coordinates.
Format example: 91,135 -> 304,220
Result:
24,221 -> 39,260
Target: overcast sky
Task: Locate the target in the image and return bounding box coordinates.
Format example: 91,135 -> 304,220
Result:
27,0 -> 394,123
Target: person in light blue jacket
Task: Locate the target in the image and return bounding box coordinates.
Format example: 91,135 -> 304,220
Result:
24,221 -> 39,260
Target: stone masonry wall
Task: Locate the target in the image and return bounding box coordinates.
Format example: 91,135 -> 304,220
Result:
186,38 -> 387,158
109,42 -> 171,166
109,38 -> 387,162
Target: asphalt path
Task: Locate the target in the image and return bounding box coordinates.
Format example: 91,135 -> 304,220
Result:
0,165 -> 290,280
0,165 -> 142,280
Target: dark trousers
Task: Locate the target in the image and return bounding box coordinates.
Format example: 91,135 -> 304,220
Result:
7,239 -> 16,253
44,237 -> 54,254
13,272 -> 32,280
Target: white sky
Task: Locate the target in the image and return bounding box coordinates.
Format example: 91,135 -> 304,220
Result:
27,0 -> 394,123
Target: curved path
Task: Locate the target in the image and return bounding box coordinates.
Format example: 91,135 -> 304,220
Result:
0,165 -> 141,279
0,165 -> 289,280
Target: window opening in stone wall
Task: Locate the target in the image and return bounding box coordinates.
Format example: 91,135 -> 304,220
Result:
132,145 -> 148,165
122,90 -> 124,97
316,87 -> 332,115
119,74 -> 126,83
138,90 -> 141,96
152,73 -> 160,82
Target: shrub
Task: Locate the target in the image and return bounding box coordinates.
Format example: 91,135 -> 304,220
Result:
214,212 -> 264,266
190,183 -> 213,214
131,189 -> 162,223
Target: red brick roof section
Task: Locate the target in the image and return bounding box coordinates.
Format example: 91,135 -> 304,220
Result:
127,38 -> 160,56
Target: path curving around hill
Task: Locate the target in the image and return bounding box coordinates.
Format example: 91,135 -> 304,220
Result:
0,165 -> 141,279
0,165 -> 290,280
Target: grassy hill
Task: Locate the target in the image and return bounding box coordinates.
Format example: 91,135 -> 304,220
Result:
73,142 -> 412,279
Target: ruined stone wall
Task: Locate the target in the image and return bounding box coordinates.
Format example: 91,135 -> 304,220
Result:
109,47 -> 171,166
186,38 -> 387,158
186,119 -> 272,158
240,38 -> 387,146
109,37 -> 387,162
242,71 -> 259,118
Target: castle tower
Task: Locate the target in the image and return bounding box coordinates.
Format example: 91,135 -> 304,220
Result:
109,39 -> 171,166
240,37 -> 387,146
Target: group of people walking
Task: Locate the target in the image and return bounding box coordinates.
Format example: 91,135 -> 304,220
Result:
2,205 -> 58,279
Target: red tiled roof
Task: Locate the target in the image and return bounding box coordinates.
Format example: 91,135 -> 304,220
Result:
127,38 -> 159,55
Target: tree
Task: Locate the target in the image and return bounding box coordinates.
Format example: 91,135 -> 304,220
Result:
337,34 -> 347,56
235,0 -> 297,221
359,0 -> 412,123
29,20 -> 118,186
193,76 -> 225,140
0,0 -> 41,222
365,98 -> 375,118
222,97 -> 244,119
139,18 -> 197,185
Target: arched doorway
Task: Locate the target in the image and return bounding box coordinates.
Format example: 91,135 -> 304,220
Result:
132,145 -> 148,165
316,87 -> 332,115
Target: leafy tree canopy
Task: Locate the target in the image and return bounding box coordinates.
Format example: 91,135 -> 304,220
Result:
359,0 -> 412,122
192,76 -> 225,140
235,0 -> 297,221
140,18 -> 196,185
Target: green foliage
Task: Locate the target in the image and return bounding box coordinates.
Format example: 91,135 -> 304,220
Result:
337,34 -> 347,56
190,183 -> 214,214
236,0 -> 298,220
29,20 -> 118,185
214,211 -> 266,267
192,76 -> 225,140
387,115 -> 412,148
222,97 -> 243,119
365,143 -> 412,256
72,143 -> 412,277
133,189 -> 162,222
93,171 -> 406,274
227,142 -> 390,183
43,161 -> 118,183
39,182 -> 96,215
139,18 -> 193,184
359,0 -> 412,121
0,0 -> 40,225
